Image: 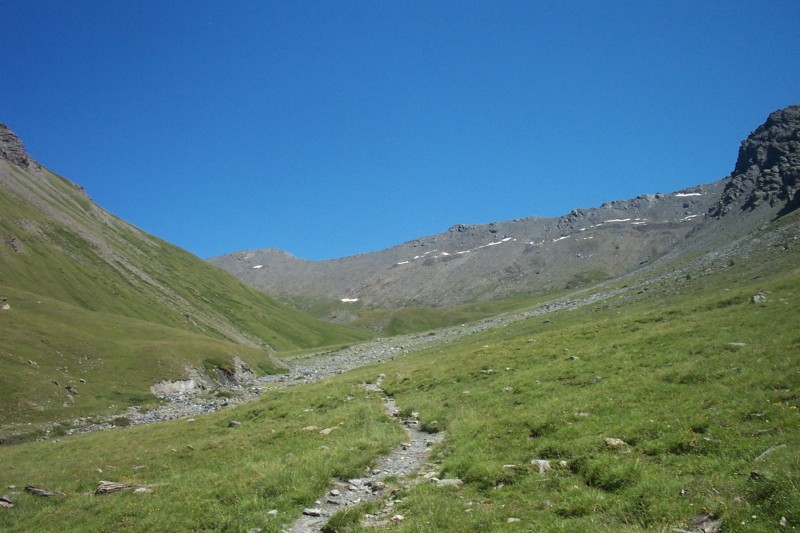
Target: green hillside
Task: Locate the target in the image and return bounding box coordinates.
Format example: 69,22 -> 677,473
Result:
0,157 -> 371,425
1,210 -> 797,532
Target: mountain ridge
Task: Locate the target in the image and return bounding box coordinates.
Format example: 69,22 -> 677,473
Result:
210,105 -> 800,312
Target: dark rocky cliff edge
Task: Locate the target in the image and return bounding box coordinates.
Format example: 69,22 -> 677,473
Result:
711,105 -> 800,217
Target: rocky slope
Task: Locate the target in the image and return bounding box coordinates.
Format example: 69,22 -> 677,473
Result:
210,105 -> 800,310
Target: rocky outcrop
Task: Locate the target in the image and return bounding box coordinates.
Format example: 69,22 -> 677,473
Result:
711,105 -> 800,217
0,124 -> 39,169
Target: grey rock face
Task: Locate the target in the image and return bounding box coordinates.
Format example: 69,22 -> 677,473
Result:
711,105 -> 800,217
0,124 -> 38,168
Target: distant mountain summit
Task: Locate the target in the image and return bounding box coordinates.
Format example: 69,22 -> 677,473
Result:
210,105 -> 800,313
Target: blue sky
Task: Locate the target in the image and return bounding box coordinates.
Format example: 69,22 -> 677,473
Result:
4,1 -> 799,260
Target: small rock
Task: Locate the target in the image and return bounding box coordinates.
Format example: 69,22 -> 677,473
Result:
531,459 -> 551,474
302,508 -> 322,517
391,514 -> 405,522
1,303 -> 10,311
25,485 -> 59,497
267,509 -> 278,516
369,481 -> 386,491
752,292 -> 767,304
319,427 -> 337,436
329,489 -> 341,497
690,512 -> 721,533
302,425 -> 319,432
780,516 -> 788,527
507,517 -> 521,523
604,437 -> 630,449
247,529 -> 262,533
95,481 -> 131,494
228,420 -> 241,428
435,478 -> 463,489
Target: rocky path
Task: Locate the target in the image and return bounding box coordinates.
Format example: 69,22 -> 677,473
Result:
286,375 -> 445,532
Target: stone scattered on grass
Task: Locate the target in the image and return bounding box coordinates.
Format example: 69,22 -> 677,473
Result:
754,444 -> 786,462
435,478 -> 464,489
95,481 -> 131,494
25,485 -> 63,497
604,437 -> 631,451
531,459 -> 552,474
302,508 -> 322,517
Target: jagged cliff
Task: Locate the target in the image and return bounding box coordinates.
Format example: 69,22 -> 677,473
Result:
711,105 -> 800,217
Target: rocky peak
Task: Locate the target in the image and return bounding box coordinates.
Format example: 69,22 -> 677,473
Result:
711,105 -> 800,217
0,124 -> 39,169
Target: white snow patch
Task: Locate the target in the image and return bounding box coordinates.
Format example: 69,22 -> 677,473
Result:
675,192 -> 702,197
340,298 -> 359,303
396,261 -> 410,265
440,252 -> 450,256
680,214 -> 701,221
604,218 -> 631,223
252,265 -> 264,269
552,235 -> 570,242
501,237 -> 513,242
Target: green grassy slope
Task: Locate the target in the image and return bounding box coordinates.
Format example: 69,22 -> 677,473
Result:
289,292 -> 569,336
372,223 -> 800,531
0,159 -> 372,424
1,214 -> 797,532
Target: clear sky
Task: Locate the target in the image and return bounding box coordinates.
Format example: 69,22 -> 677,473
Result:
4,1 -> 799,260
